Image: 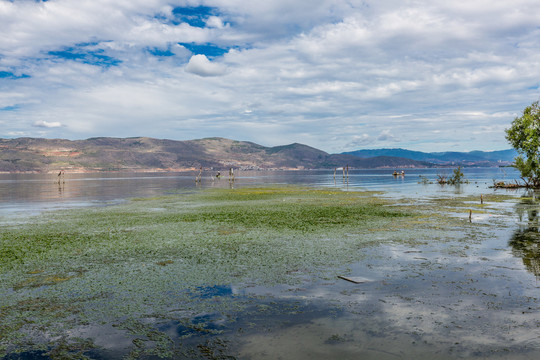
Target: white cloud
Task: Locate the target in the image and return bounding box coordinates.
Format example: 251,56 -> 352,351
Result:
2,0 -> 540,152
33,120 -> 63,128
206,16 -> 225,29
345,134 -> 373,148
185,54 -> 227,77
377,129 -> 398,142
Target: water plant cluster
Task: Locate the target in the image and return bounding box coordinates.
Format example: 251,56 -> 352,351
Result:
0,186 -> 411,358
436,166 -> 467,185
418,167 -> 468,185
2,185 -> 535,359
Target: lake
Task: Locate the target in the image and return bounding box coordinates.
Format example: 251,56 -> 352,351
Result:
3,166 -> 540,359
0,167 -> 522,219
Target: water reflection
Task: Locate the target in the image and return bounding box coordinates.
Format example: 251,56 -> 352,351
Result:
0,168 -> 523,207
510,191 -> 540,277
191,285 -> 234,299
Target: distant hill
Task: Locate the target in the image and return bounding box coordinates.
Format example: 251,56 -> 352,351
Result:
0,137 -> 431,173
343,148 -> 517,166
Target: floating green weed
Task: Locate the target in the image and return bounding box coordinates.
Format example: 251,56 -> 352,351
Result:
178,203 -> 405,232
1,186 -> 413,357
0,185 -> 521,358
0,187 -> 407,272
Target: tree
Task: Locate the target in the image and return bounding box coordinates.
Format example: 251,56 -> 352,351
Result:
448,166 -> 465,185
505,100 -> 540,188
436,166 -> 465,185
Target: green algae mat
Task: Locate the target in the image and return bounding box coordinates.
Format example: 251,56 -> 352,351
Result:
0,186 -> 412,358
3,186 -> 538,359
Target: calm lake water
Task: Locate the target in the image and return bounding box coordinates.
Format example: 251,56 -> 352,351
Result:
0,167 -> 523,219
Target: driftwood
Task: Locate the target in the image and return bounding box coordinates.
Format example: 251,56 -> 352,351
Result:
338,275 -> 371,284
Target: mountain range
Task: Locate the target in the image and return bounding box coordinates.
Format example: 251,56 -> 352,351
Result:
343,148 -> 517,166
0,137 -> 515,173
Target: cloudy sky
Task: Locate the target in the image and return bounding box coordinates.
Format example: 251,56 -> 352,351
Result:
1,0 -> 539,153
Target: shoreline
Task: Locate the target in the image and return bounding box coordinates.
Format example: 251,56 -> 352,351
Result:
0,165 -> 513,175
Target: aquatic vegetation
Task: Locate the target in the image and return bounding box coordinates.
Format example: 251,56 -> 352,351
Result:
0,185 -> 528,358
436,167 -> 467,185
0,188 -> 406,273
0,186 -> 411,357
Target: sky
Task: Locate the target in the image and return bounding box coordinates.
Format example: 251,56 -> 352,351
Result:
1,0 -> 539,153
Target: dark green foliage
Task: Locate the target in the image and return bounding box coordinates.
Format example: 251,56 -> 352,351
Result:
506,100 -> 540,187
448,166 -> 465,185
437,167 -> 465,185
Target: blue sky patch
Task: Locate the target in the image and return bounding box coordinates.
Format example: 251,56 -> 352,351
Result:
0,105 -> 19,111
148,47 -> 175,57
179,43 -> 229,58
0,71 -> 30,79
48,43 -> 121,67
171,6 -> 218,27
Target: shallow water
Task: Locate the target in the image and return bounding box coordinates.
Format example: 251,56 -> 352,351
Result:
3,170 -> 540,359
0,167 -> 522,218
30,220 -> 540,360
236,230 -> 540,359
